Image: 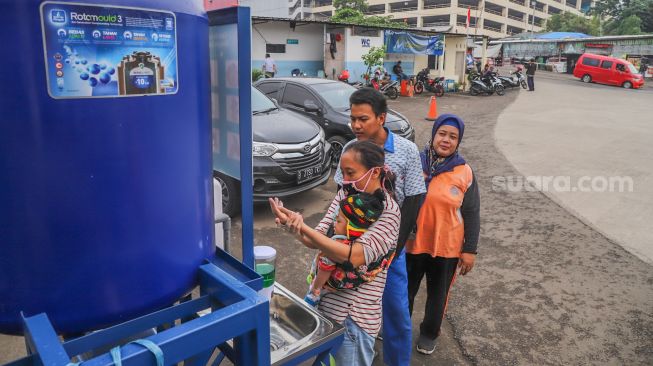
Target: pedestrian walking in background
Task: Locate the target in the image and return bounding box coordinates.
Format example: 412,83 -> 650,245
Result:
639,58 -> 648,77
406,114 -> 481,355
262,53 -> 277,78
526,58 -> 537,91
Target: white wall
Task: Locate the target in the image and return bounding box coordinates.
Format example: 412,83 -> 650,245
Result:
344,28 -> 384,82
252,22 -> 325,77
444,35 -> 467,84
240,0 -> 289,18
344,28 -> 384,61
324,28 -> 346,80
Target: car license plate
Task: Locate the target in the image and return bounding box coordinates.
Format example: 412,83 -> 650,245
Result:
297,165 -> 322,184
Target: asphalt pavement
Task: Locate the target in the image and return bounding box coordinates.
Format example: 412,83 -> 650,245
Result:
496,72 -> 653,264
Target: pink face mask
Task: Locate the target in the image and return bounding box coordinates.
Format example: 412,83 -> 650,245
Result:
342,167 -> 379,193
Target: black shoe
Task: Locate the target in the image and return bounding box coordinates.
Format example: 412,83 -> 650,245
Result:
416,335 -> 436,355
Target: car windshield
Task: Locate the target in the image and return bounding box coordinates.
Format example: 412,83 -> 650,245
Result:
310,82 -> 356,110
626,63 -> 639,74
252,86 -> 276,113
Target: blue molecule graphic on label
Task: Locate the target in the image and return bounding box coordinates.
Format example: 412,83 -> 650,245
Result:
100,64 -> 107,70
75,60 -> 80,64
80,72 -> 89,80
89,64 -> 101,75
99,72 -> 111,84
88,77 -> 98,87
108,67 -> 115,75
65,59 -> 70,64
81,59 -> 88,65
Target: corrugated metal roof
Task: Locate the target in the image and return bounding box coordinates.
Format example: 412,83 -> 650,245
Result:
536,32 -> 590,39
251,16 -> 471,37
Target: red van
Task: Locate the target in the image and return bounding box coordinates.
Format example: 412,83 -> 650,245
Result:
573,53 -> 645,89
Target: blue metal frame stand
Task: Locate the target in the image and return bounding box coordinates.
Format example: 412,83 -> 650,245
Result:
5,250 -> 270,366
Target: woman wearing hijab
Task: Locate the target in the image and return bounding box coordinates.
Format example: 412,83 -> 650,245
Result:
406,114 -> 481,355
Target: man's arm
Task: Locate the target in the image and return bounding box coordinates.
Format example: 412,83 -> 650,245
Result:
397,143 -> 427,253
396,193 -> 424,254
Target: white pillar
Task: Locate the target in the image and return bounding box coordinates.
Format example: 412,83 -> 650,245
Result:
481,36 -> 488,67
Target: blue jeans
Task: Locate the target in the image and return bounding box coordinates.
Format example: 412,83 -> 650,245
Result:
382,250 -> 412,366
335,316 -> 375,366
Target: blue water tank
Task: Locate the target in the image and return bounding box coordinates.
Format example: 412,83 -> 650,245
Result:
0,0 -> 214,335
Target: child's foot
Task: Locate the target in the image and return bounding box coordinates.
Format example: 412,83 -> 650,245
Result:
304,291 -> 320,307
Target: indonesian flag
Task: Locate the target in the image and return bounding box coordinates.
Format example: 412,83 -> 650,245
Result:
466,7 -> 471,28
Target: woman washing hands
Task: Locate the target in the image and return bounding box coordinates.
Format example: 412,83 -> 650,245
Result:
269,140 -> 400,366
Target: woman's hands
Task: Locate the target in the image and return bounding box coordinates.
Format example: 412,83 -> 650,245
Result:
458,253 -> 476,275
269,197 -> 309,243
286,211 -> 305,240
269,197 -> 290,226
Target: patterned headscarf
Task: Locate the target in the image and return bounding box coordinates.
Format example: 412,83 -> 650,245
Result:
339,191 -> 384,240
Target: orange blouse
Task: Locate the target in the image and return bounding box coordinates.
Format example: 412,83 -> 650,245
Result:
406,164 -> 473,258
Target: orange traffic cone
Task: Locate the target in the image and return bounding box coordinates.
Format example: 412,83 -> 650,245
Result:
425,96 -> 438,121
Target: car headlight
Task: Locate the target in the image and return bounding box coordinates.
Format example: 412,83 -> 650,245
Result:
252,142 -> 278,157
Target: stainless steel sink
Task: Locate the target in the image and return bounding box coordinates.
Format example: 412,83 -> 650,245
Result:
269,283 -> 344,365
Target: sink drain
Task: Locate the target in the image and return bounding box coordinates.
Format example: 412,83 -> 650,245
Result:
270,328 -> 287,351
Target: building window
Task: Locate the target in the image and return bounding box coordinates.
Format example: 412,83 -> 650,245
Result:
266,44 -> 286,53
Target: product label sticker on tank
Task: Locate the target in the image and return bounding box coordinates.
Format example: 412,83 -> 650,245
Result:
40,2 -> 178,99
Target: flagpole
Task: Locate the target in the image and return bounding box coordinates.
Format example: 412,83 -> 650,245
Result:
463,7 -> 470,92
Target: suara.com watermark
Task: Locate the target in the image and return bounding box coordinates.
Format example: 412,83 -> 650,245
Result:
492,175 -> 634,193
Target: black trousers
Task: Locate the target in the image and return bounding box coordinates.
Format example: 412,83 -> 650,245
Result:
407,254 -> 459,340
527,75 -> 534,91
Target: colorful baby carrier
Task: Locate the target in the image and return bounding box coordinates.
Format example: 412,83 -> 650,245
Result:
307,193 -> 396,290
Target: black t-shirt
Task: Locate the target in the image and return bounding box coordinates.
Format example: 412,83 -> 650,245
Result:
393,64 -> 402,74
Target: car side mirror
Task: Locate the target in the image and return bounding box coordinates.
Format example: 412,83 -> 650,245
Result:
304,101 -> 321,114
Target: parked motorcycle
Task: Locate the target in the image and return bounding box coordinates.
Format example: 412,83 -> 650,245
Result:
513,69 -> 528,89
497,70 -> 527,89
365,70 -> 399,99
413,68 -> 445,97
469,72 -> 505,96
379,79 -> 399,99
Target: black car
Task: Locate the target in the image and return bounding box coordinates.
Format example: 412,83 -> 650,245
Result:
255,78 -> 415,165
214,87 -> 332,216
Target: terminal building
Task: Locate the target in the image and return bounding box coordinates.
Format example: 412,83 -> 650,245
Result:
309,0 -> 593,38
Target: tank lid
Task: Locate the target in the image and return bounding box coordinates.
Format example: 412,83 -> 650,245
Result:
254,246 -> 276,260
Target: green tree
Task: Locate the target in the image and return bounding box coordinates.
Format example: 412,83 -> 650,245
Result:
361,46 -> 385,79
591,0 -> 652,33
544,12 -> 601,35
333,0 -> 368,12
606,14 -> 643,34
330,7 -> 365,23
330,0 -> 406,28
